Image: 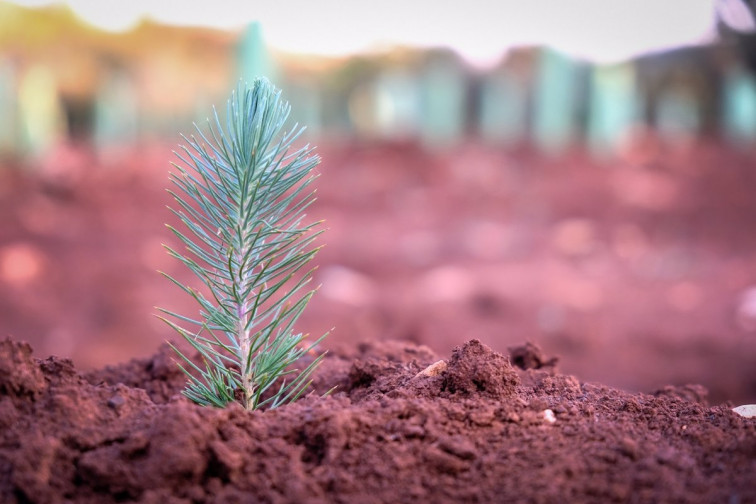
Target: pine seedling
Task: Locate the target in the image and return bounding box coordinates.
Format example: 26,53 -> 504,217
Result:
158,79 -> 327,411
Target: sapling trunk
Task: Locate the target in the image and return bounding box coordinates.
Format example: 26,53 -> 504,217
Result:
158,78 -> 327,411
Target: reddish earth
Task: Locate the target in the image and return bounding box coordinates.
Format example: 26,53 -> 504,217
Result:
1,139 -> 756,501
1,337 -> 754,503
1,139 -> 756,404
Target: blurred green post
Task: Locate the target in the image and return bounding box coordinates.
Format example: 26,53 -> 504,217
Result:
419,54 -> 466,149
723,66 -> 756,146
237,22 -> 278,84
532,48 -> 583,154
655,86 -> 700,143
587,63 -> 640,157
478,69 -> 528,146
285,82 -> 323,139
94,70 -> 139,156
377,70 -> 421,139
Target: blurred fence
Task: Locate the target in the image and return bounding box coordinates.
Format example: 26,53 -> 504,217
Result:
2,3 -> 756,164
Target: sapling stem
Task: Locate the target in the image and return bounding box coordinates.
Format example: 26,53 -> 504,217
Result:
158,78 -> 327,411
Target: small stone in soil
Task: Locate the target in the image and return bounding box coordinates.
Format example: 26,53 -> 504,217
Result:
107,395 -> 126,409
732,404 -> 756,418
413,360 -> 446,379
542,409 -> 557,423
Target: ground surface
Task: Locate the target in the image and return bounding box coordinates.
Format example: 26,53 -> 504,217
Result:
0,337 -> 753,503
1,139 -> 756,404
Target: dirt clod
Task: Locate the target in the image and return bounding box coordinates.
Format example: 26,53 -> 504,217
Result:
0,338 -> 45,400
508,341 -> 558,370
0,337 -> 754,503
441,339 -> 519,398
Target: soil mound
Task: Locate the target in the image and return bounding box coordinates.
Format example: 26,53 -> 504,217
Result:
0,337 -> 754,503
440,339 -> 519,398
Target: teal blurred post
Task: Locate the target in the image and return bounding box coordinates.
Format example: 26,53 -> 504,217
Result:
378,70 -> 421,139
478,68 -> 528,146
237,22 -> 277,84
94,70 -> 138,158
285,80 -> 323,140
587,63 -> 639,157
419,54 -> 466,149
532,48 -> 583,154
655,86 -> 700,143
723,66 -> 756,146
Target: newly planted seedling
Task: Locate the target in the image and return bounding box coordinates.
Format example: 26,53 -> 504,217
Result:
159,79 -> 326,411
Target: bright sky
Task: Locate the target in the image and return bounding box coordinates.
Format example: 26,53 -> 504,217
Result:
9,0 -> 750,65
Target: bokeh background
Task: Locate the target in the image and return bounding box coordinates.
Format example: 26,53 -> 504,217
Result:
2,0 -> 756,403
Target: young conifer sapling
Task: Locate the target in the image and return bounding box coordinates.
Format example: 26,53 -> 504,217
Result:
158,79 -> 327,411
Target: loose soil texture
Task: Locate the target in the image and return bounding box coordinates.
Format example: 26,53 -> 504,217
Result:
1,337 -> 754,503
2,140 -> 756,404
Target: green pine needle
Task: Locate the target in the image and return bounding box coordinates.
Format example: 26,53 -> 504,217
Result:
159,78 -> 327,411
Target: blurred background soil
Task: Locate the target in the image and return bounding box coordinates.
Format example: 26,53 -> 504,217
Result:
2,138 -> 756,404
1,1 -> 756,404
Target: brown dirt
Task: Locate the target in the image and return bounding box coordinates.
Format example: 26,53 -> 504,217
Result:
1,337 -> 754,503
2,140 -> 756,404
